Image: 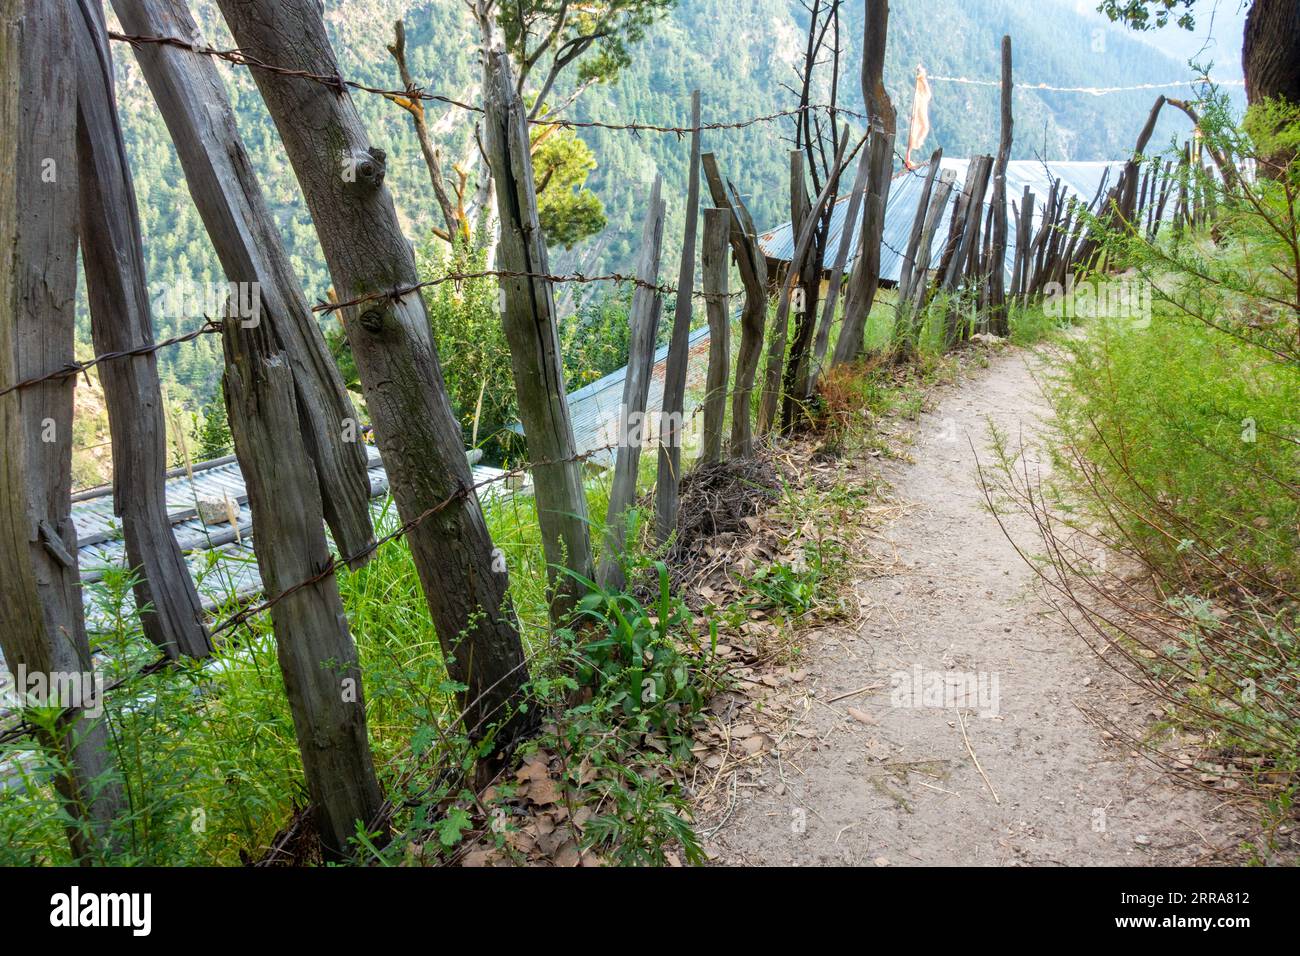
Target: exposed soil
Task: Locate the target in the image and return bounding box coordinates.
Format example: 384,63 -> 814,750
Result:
700,348 -> 1251,866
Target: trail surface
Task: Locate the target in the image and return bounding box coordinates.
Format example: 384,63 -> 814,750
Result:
708,349 -> 1243,866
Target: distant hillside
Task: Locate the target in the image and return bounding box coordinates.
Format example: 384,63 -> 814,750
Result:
102,0 -> 1203,410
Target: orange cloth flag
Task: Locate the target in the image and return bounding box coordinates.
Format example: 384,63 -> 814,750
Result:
904,66 -> 932,170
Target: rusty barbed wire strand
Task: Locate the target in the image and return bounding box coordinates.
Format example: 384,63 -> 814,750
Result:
313,268 -> 739,316
0,266 -> 740,397
0,438 -> 632,745
0,320 -> 223,399
108,31 -> 864,135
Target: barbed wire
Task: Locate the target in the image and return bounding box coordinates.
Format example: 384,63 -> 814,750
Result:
0,266 -> 741,398
0,321 -> 223,399
209,439 -> 620,637
108,31 -> 862,136
313,268 -> 739,316
0,438 -> 629,746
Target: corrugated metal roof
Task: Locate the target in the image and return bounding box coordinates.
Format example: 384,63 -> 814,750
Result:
559,324 -> 713,467
5,319 -> 715,656
759,159 -> 1128,283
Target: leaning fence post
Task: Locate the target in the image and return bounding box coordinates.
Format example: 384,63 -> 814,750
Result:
700,153 -> 768,459
215,0 -> 534,750
221,316 -> 385,862
110,0 -> 376,566
699,207 -> 731,465
597,176 -> 666,592
0,0 -> 125,860
988,35 -> 1014,336
656,90 -> 702,544
482,48 -> 593,615
71,0 -> 211,660
893,147 -> 943,357
809,144 -> 873,394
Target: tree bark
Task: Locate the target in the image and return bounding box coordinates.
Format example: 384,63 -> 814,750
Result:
597,177 -> 665,591
699,208 -> 731,464
111,0 -> 376,568
0,0 -> 124,861
655,90 -> 702,544
1243,0 -> 1300,173
482,48 -> 593,614
215,0 -> 533,750
1243,0 -> 1300,109
72,0 -> 212,660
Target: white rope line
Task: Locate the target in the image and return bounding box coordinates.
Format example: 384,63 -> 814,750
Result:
927,74 -> 1244,97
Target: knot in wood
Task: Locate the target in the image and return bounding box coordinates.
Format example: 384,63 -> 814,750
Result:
359,307 -> 387,333
347,147 -> 387,192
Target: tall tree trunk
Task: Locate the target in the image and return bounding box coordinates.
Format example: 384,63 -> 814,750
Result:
0,0 -> 124,861
72,0 -> 212,660
215,0 -> 534,750
111,0 -> 376,567
1244,0 -> 1300,118
482,48 -> 593,615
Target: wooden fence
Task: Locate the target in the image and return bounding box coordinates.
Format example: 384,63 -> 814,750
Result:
1,0 -> 1222,862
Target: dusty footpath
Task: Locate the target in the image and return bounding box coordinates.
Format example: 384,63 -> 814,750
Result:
703,349 -> 1247,866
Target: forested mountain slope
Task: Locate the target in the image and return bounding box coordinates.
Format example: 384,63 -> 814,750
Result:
104,0 -> 1202,411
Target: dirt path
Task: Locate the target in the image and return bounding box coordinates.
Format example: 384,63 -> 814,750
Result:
705,348 -> 1245,866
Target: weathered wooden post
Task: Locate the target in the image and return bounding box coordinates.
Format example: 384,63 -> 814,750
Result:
988,36 -> 1013,336
701,154 -> 768,458
482,48 -> 593,613
831,0 -> 896,367
699,208 -> 731,464
808,145 -> 872,394
597,177 -> 666,592
758,138 -> 851,429
215,0 -> 533,749
1,0 -> 125,860
221,317 -> 385,862
937,155 -> 992,344
905,168 -> 957,315
655,90 -> 702,544
1118,96 -> 1167,227
71,0 -> 211,660
1009,187 -> 1034,304
110,0 -> 376,566
894,148 -> 942,357
757,151 -> 809,435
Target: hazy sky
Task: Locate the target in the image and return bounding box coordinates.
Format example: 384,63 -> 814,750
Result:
1069,0 -> 1249,80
